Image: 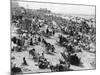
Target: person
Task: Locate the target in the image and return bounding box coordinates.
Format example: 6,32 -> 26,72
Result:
67,45 -> 75,54
11,37 -> 17,44
38,37 -> 41,42
51,45 -> 55,53
29,49 -> 36,59
22,57 -> 28,66
38,57 -> 49,69
30,38 -> 33,45
69,54 -> 81,66
11,66 -> 22,74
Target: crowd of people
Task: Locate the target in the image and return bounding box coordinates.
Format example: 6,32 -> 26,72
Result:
11,6 -> 96,74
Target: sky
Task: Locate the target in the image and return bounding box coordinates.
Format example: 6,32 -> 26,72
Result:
12,0 -> 95,15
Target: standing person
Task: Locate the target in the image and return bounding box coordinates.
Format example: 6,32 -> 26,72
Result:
22,57 -> 28,66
